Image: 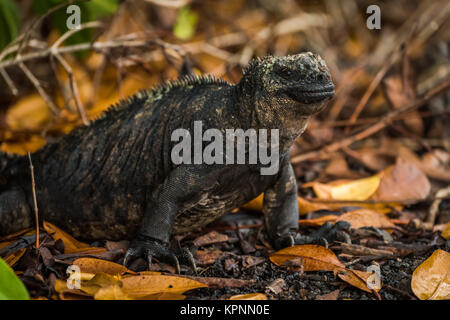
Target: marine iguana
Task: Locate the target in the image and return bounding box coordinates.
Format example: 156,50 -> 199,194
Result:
0,52 -> 345,271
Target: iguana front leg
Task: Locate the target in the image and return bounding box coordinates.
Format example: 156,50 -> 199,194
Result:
123,164 -> 219,272
263,154 -> 351,249
263,154 -> 300,249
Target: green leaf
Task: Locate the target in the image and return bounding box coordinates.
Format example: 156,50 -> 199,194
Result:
0,257 -> 29,300
173,6 -> 198,41
0,0 -> 20,50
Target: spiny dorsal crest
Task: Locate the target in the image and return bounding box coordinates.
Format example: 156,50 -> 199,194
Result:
89,73 -> 230,124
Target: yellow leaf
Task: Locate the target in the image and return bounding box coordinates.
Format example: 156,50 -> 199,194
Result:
94,285 -> 131,300
81,273 -> 122,296
411,249 -> 450,300
441,224 -> 450,239
330,175 -> 381,201
73,258 -> 128,275
6,94 -> 52,131
229,293 -> 268,300
139,292 -> 186,300
43,221 -> 105,254
270,245 -> 345,272
336,269 -> 381,293
0,135 -> 46,155
241,193 -> 264,212
121,275 -> 207,298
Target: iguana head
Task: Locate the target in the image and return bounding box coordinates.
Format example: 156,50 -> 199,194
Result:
241,52 -> 334,118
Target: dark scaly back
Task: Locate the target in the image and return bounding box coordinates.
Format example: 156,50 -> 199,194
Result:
25,74 -> 234,240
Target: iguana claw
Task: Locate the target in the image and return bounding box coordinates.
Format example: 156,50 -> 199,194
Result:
123,236 -> 197,274
293,221 -> 352,248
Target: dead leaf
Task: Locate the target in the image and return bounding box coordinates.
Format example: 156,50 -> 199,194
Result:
324,155 -> 363,179
398,147 -> 450,182
3,248 -> 26,266
337,209 -> 395,229
241,193 -> 264,212
173,275 -> 254,288
299,215 -> 338,227
73,257 -> 129,275
139,292 -> 186,300
193,231 -> 229,247
316,289 -> 340,300
229,293 -> 268,300
265,278 -> 286,294
411,249 -> 450,300
383,75 -> 423,135
43,221 -> 106,254
373,161 -> 430,201
121,275 -> 207,298
195,249 -> 224,266
270,245 -> 345,272
94,284 -> 131,300
336,268 -> 381,293
441,224 -> 450,239
81,273 -> 122,296
305,175 -> 381,201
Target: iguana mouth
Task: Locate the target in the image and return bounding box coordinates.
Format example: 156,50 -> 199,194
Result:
287,83 -> 335,104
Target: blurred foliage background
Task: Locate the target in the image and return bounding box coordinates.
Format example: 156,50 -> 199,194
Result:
0,0 -> 448,167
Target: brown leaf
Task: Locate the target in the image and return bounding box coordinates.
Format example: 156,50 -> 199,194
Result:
4,248 -> 26,267
138,292 -> 186,300
193,231 -> 229,247
299,215 -> 338,227
265,278 -> 286,294
73,257 -> 129,275
121,275 -> 207,298
336,269 -> 381,293
325,155 -> 363,179
337,209 -> 395,229
194,249 -> 224,266
398,147 -> 450,183
176,275 -> 254,288
229,293 -> 268,300
43,221 -> 106,254
316,289 -> 340,300
270,245 -> 345,272
373,161 -> 430,201
411,249 -> 450,300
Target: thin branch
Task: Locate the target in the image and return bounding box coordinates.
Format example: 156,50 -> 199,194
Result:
18,61 -> 59,115
54,53 -> 89,125
0,68 -> 18,95
27,152 -> 39,249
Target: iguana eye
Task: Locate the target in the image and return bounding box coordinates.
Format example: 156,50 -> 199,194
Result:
276,66 -> 295,80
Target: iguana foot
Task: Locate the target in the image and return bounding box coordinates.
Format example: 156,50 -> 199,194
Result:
294,221 -> 352,248
122,236 -> 196,274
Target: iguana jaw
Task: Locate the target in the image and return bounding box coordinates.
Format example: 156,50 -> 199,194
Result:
280,81 -> 334,116
287,82 -> 334,104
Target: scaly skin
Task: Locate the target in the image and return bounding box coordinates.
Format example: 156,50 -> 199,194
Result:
0,52 -> 338,270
